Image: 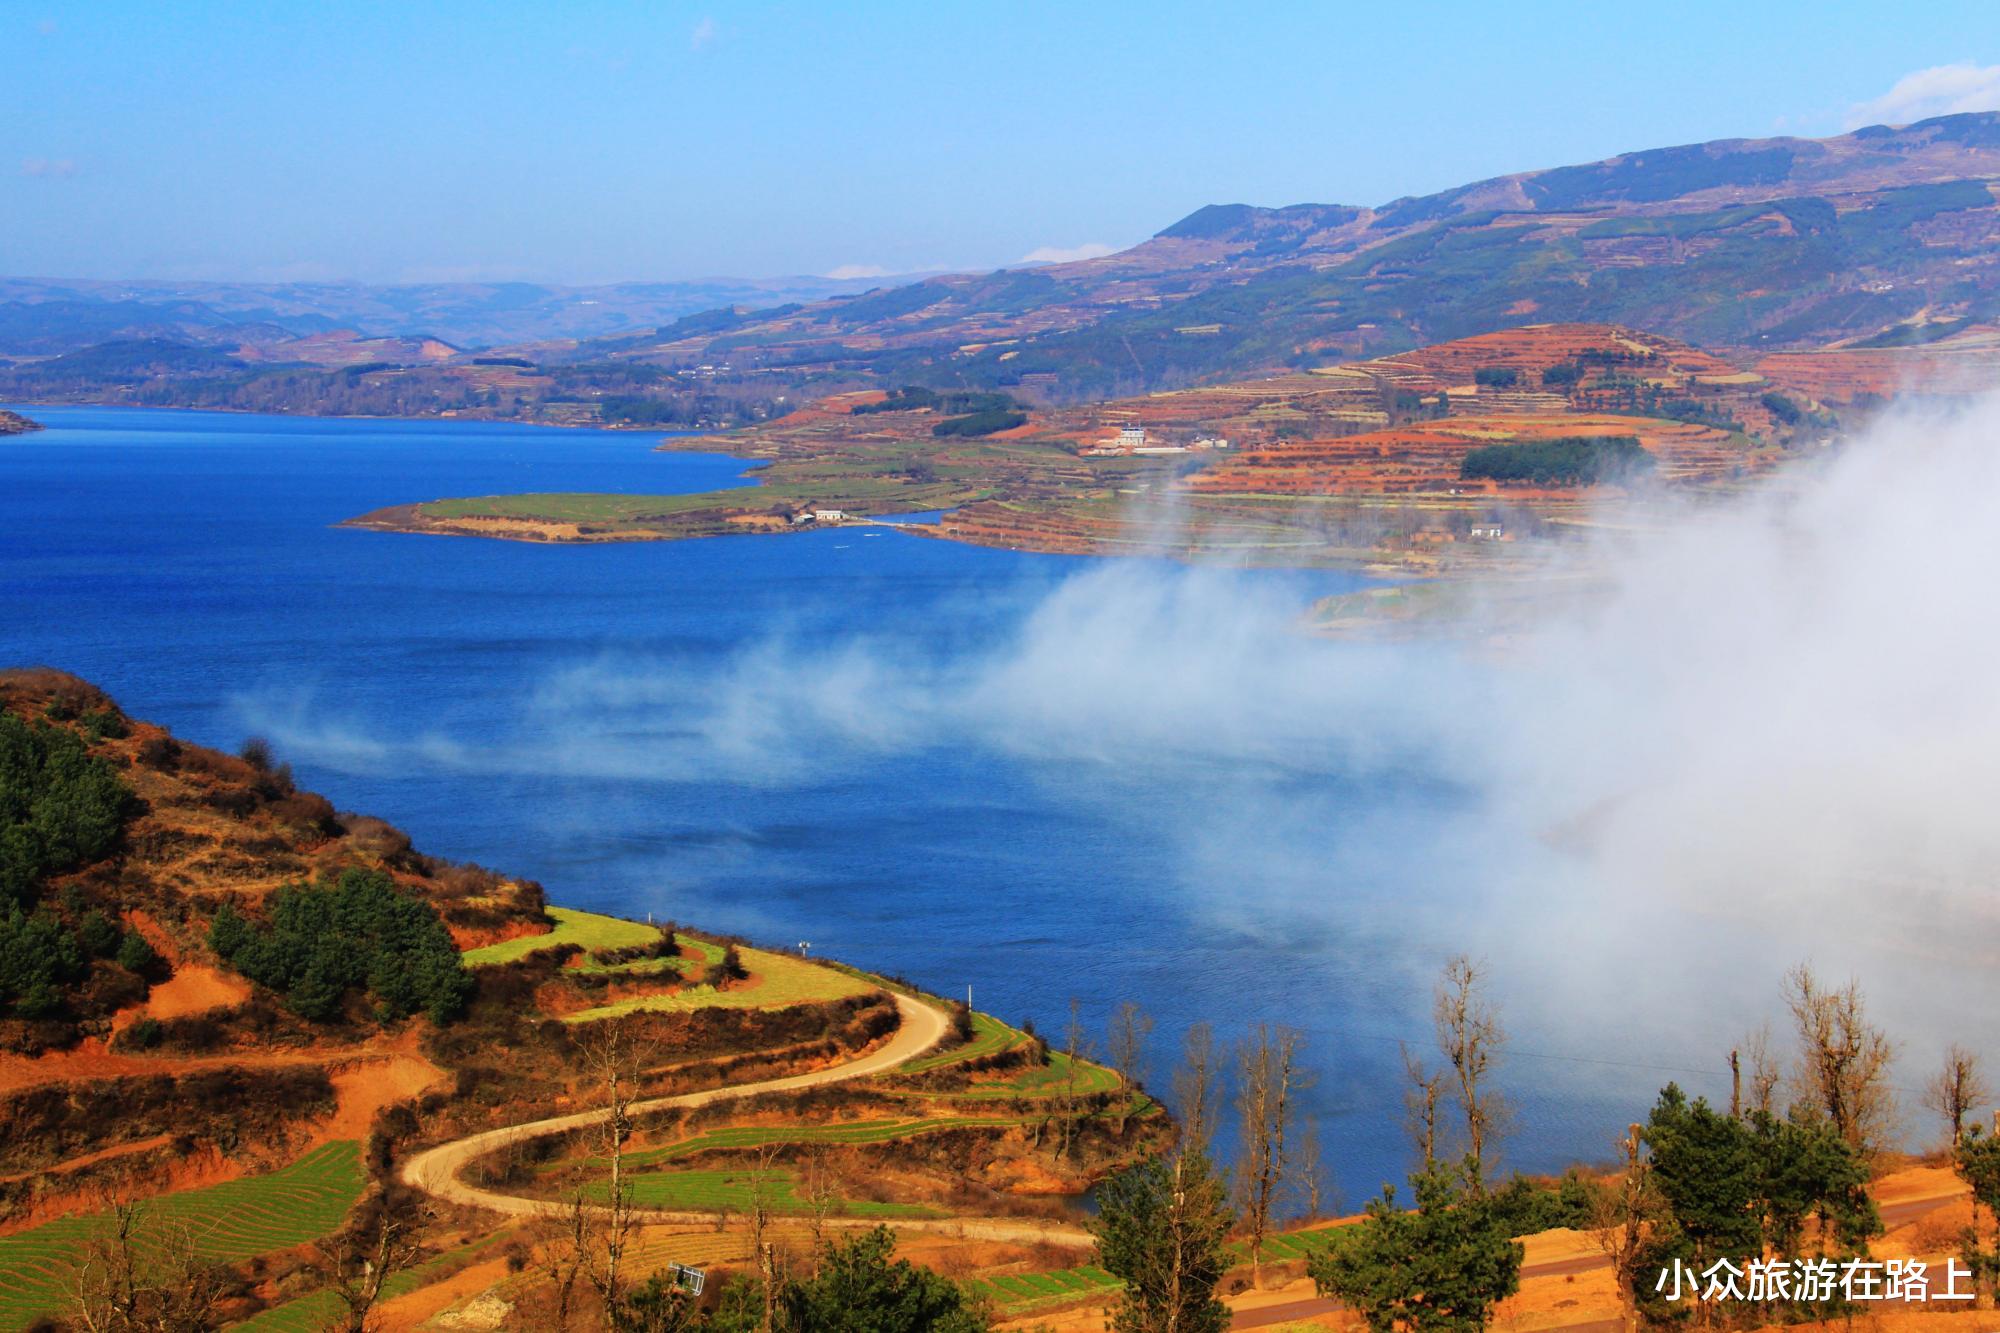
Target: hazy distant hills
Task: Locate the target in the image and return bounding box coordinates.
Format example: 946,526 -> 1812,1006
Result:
0,273 -> 901,355
9,113 -> 2000,421
552,113 -> 2000,401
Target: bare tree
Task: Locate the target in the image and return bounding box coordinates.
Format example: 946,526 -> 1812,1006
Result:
1401,1042 -> 1445,1169
1435,954 -> 1508,1190
1172,1022 -> 1222,1159
1054,997 -> 1092,1161
1924,1044 -> 1991,1150
1589,1125 -> 1654,1333
1741,1023 -> 1782,1119
1108,1000 -> 1155,1133
316,1185 -> 427,1332
1783,963 -> 1897,1153
574,1015 -> 658,1314
534,1173 -> 597,1331
747,1143 -> 782,1333
1288,1112 -> 1330,1222
1234,1023 -> 1310,1288
799,1145 -> 839,1261
69,1200 -> 228,1333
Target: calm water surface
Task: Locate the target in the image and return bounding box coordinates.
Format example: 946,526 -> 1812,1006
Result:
0,406 -> 1657,1199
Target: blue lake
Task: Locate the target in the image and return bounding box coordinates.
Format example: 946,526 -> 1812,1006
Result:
0,405 -> 1677,1201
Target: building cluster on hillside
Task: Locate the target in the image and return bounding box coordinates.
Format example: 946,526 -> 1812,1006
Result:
1081,424 -> 1231,456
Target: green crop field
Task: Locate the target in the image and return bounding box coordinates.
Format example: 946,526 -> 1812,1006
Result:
571,935 -> 725,977
561,947 -> 870,1024
897,1012 -> 1028,1074
610,1167 -> 938,1218
612,1115 -> 1031,1171
962,1263 -> 1123,1312
461,907 -> 662,966
549,1115 -> 1047,1221
0,1142 -> 365,1331
931,1050 -> 1122,1100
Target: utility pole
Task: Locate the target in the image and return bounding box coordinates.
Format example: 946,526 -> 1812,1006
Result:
1729,1049 -> 1741,1119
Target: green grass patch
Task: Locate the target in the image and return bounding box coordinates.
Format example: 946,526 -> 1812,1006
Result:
605,1167 -> 939,1218
461,907 -> 662,967
0,1142 -> 365,1331
897,1012 -> 1027,1075
612,1116 -> 1030,1171
560,947 -> 870,1024
963,1263 -> 1122,1312
570,936 -> 724,978
933,1050 -> 1121,1100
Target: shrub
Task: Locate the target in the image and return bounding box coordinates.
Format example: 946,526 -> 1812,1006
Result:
1474,366 -> 1519,388
136,735 -> 181,770
711,944 -> 749,987
116,929 -> 160,974
81,708 -> 129,742
237,736 -> 274,772
1761,390 -> 1804,425
77,909 -> 121,958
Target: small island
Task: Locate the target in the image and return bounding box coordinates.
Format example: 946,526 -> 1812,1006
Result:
0,409 -> 43,435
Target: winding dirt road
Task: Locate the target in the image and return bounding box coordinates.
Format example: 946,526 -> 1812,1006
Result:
398,993 -> 1095,1247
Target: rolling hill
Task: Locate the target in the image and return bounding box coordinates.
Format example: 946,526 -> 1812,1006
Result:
12,113 -> 2000,429
557,112 -> 2000,403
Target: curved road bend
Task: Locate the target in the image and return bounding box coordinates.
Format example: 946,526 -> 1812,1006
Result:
399,992 -> 1094,1248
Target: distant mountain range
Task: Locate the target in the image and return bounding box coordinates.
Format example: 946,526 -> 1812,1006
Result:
0,273 -> 902,354
8,113 -> 2000,419
549,112 -> 2000,401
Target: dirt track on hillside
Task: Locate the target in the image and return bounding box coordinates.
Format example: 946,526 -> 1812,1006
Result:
398,993 -> 1098,1248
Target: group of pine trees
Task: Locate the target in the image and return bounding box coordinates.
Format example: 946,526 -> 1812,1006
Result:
208,867 -> 475,1023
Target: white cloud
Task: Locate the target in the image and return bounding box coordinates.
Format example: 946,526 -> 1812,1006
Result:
690,16 -> 718,51
1018,242 -> 1116,265
1847,63 -> 2000,128
824,264 -> 893,280
21,156 -> 76,179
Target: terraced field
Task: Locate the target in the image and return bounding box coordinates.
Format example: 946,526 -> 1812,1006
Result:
930,1050 -> 1122,1100
460,907 -> 663,966
573,936 -> 725,977
962,1263 -> 1123,1312
229,1232 -> 515,1332
615,1115 -> 1032,1172
561,946 -> 872,1024
897,1012 -> 1030,1075
961,1226 -> 1344,1315
614,1167 -> 939,1218
0,1142 -> 365,1331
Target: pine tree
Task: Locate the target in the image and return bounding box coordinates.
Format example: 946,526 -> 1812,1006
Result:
1091,1151 -> 1234,1333
1308,1158 -> 1522,1333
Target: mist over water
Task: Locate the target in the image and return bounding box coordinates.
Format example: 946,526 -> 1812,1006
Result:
4,400 -> 1997,1197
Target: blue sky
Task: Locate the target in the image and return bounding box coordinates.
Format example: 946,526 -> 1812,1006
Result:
8,1 -> 2000,285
